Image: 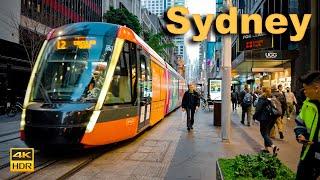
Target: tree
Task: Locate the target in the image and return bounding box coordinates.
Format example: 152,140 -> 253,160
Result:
103,7 -> 142,35
143,30 -> 175,60
3,11 -> 53,68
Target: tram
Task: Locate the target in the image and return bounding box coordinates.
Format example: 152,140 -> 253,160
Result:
20,22 -> 186,149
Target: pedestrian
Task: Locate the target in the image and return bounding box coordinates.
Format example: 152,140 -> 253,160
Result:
240,85 -> 253,126
295,88 -> 307,115
294,71 -> 320,179
231,89 -> 238,111
285,87 -> 297,120
253,86 -> 279,154
253,89 -> 260,107
182,83 -> 200,131
270,84 -> 286,139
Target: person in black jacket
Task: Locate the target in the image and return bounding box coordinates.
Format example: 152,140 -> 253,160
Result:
182,83 -> 200,131
254,86 -> 279,154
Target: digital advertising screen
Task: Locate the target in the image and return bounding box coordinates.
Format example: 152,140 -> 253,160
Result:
208,79 -> 222,101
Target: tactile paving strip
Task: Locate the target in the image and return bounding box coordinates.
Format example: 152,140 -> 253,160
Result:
125,139 -> 172,163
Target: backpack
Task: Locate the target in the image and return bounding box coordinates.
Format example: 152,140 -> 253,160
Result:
231,92 -> 237,100
242,93 -> 252,107
267,97 -> 282,117
253,97 -> 259,107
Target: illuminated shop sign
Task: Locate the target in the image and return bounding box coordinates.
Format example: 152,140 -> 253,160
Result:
265,52 -> 278,59
239,33 -> 273,51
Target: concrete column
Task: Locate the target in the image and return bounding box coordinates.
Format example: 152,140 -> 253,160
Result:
221,0 -> 232,142
311,0 -> 317,70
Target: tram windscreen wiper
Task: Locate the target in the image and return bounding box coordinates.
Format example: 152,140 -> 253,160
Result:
38,82 -> 53,105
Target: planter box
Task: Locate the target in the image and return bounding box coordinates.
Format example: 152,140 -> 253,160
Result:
216,160 -> 224,180
216,153 -> 296,180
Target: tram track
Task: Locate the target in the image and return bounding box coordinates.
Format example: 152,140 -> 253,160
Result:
56,151 -> 105,180
8,160 -> 59,180
0,131 -> 19,138
0,131 -> 20,144
0,137 -> 20,144
3,149 -> 106,180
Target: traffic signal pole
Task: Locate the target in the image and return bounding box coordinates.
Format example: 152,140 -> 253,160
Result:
221,0 -> 232,142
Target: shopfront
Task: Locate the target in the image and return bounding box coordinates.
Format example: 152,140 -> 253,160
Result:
232,49 -> 297,90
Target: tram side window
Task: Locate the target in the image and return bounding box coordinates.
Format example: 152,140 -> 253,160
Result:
104,43 -> 132,105
130,43 -> 137,105
139,52 -> 152,98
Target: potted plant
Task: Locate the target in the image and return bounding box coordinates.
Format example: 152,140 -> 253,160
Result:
217,153 -> 295,179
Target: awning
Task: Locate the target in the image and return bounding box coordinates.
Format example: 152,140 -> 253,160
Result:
232,50 -> 298,73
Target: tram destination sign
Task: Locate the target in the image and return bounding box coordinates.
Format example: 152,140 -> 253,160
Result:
238,33 -> 273,51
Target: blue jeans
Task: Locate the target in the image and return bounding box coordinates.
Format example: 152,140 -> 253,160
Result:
260,118 -> 276,147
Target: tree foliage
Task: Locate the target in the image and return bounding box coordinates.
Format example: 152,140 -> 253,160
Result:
144,30 -> 175,59
7,13 -> 50,68
103,7 -> 142,35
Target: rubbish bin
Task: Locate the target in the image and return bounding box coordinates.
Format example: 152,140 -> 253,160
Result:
213,101 -> 221,126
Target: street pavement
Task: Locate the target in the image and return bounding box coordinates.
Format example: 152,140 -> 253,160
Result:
0,113 -> 27,171
0,108 -> 301,179
0,113 -> 21,134
68,107 -> 300,180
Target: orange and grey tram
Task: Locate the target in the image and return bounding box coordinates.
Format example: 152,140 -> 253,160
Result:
20,22 -> 186,149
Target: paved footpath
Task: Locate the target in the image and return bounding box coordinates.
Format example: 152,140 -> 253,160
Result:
68,108 -> 300,180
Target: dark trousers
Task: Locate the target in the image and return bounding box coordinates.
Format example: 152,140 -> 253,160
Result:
296,158 -> 320,180
232,101 -> 237,111
260,118 -> 276,147
186,108 -> 195,128
241,106 -> 246,122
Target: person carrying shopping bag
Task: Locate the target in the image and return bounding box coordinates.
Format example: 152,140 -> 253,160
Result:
182,83 -> 200,131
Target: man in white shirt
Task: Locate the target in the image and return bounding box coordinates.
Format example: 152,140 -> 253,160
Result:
285,87 -> 297,120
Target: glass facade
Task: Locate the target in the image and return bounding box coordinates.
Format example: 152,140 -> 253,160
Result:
21,0 -> 102,28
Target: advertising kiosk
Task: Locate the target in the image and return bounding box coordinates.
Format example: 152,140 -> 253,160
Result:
208,78 -> 222,126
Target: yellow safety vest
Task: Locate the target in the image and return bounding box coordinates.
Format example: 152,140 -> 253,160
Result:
295,99 -> 320,160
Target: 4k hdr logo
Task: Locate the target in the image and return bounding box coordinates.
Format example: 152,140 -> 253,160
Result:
10,148 -> 34,172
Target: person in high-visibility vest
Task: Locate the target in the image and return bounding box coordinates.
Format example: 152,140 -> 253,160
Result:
294,71 -> 320,180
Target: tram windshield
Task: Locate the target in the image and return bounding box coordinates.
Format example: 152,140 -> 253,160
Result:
31,35 -> 115,103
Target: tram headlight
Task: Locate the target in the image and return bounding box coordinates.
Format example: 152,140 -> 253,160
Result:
85,110 -> 100,133
20,109 -> 26,130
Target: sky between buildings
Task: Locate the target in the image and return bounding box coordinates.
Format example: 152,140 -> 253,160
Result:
185,0 -> 216,63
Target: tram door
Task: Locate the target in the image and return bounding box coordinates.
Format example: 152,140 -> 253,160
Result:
138,50 -> 152,130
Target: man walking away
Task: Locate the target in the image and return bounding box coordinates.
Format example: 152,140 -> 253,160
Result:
285,87 -> 297,120
270,84 -> 286,139
294,71 -> 320,179
241,87 -> 253,126
231,89 -> 238,111
254,87 -> 279,154
182,83 -> 200,131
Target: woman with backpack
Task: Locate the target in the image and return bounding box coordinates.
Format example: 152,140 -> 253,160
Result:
253,87 -> 280,154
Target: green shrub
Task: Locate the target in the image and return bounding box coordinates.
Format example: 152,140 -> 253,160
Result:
218,153 -> 296,180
